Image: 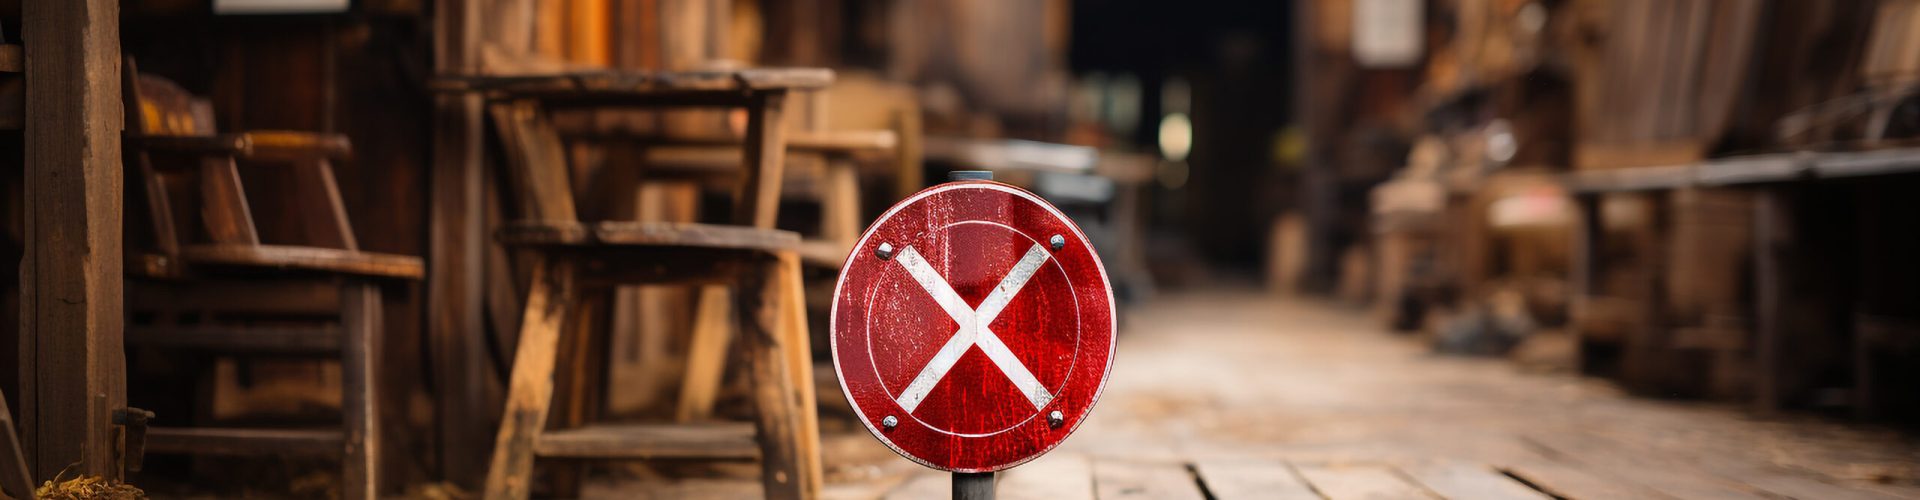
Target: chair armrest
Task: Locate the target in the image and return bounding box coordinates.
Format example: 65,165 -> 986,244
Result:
237,131 -> 353,162
127,134 -> 251,156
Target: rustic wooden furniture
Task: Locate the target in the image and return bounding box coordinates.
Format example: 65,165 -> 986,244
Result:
1564,148 -> 1920,413
591,124 -> 895,424
118,62 -> 423,500
445,69 -> 828,500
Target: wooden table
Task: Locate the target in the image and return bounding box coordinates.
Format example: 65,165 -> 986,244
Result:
1564,147 -> 1920,413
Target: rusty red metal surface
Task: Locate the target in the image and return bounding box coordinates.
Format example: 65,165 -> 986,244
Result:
831,180 -> 1116,473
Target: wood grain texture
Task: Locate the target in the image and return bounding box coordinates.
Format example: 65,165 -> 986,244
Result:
495,221 -> 799,250
1191,460 -> 1319,500
20,0 -> 126,481
735,91 -> 790,229
777,252 -> 823,498
1293,464 -> 1437,500
426,85 -> 489,490
484,259 -> 576,500
197,156 -> 262,245
736,255 -> 819,500
1092,460 -> 1205,500
532,422 -> 759,459
1500,461 -> 1673,500
178,244 -> 425,279
126,325 -> 343,353
144,427 -> 344,456
1398,462 -> 1548,500
999,454 -> 1095,500
434,68 -> 832,95
340,281 -> 382,500
675,285 -> 733,422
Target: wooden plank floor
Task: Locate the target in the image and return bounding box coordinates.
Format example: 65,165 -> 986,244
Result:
584,289 -> 1920,500
877,456 -> 1546,499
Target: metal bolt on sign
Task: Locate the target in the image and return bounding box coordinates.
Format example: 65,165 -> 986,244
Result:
831,170 -> 1118,500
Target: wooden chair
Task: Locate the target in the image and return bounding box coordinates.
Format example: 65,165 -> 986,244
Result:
454,70 -> 825,500
118,61 -> 422,500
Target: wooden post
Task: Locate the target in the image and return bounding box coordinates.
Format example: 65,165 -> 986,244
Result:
430,0 -> 489,487
19,0 -> 126,482
1752,188 -> 1789,413
1571,194 -> 1602,373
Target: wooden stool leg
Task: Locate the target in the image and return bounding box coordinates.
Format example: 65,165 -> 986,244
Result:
736,254 -> 819,500
821,159 -> 861,247
485,259 -> 577,500
777,252 -> 824,495
676,285 -> 734,422
546,288 -> 606,498
340,279 -> 382,500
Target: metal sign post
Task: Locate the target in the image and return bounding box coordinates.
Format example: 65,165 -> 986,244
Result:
948,171 -> 996,500
830,168 -> 1117,499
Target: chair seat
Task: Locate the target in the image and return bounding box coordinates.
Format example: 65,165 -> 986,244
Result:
534,422 -> 759,460
498,221 -> 799,252
179,244 -> 425,280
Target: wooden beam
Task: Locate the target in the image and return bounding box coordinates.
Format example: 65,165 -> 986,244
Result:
429,0 -> 489,487
20,0 -> 125,482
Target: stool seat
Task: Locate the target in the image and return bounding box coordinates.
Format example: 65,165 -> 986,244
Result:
497,221 -> 799,251
533,422 -> 759,460
175,244 -> 425,280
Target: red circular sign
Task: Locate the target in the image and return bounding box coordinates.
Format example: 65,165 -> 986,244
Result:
830,181 -> 1116,472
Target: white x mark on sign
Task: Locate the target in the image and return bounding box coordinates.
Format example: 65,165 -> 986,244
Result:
892,243 -> 1055,414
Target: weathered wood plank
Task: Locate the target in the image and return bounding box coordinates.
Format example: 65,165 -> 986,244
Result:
20,0 -> 126,481
1092,460 -> 1205,500
1191,460 -> 1318,500
735,91 -> 790,229
675,286 -> 733,422
429,0 -> 487,487
777,252 -> 823,496
340,281 -> 382,500
426,91 -> 489,490
1500,461 -> 1672,500
1294,463 -> 1436,500
1525,433 -> 1768,499
145,428 -> 344,457
533,422 -> 758,459
1398,462 -> 1547,500
999,453 -> 1094,500
881,470 -> 948,500
126,325 -> 343,353
483,259 -> 576,499
737,255 -> 818,500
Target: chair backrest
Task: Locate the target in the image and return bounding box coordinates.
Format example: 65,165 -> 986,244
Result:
489,100 -> 581,224
122,58 -> 362,277
122,58 -> 231,273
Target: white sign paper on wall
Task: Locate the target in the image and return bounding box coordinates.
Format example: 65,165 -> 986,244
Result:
1353,0 -> 1424,68
215,0 -> 350,14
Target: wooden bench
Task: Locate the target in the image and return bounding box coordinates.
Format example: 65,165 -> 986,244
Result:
118,59 -> 422,500
446,68 -> 827,500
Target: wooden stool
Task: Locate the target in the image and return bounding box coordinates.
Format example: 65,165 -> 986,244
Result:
465,69 -> 827,500
118,60 -> 422,500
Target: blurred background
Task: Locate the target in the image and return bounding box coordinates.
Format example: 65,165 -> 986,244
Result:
3,0 -> 1920,498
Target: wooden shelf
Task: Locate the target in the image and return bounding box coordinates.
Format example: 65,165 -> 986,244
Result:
1564,148 -> 1920,193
